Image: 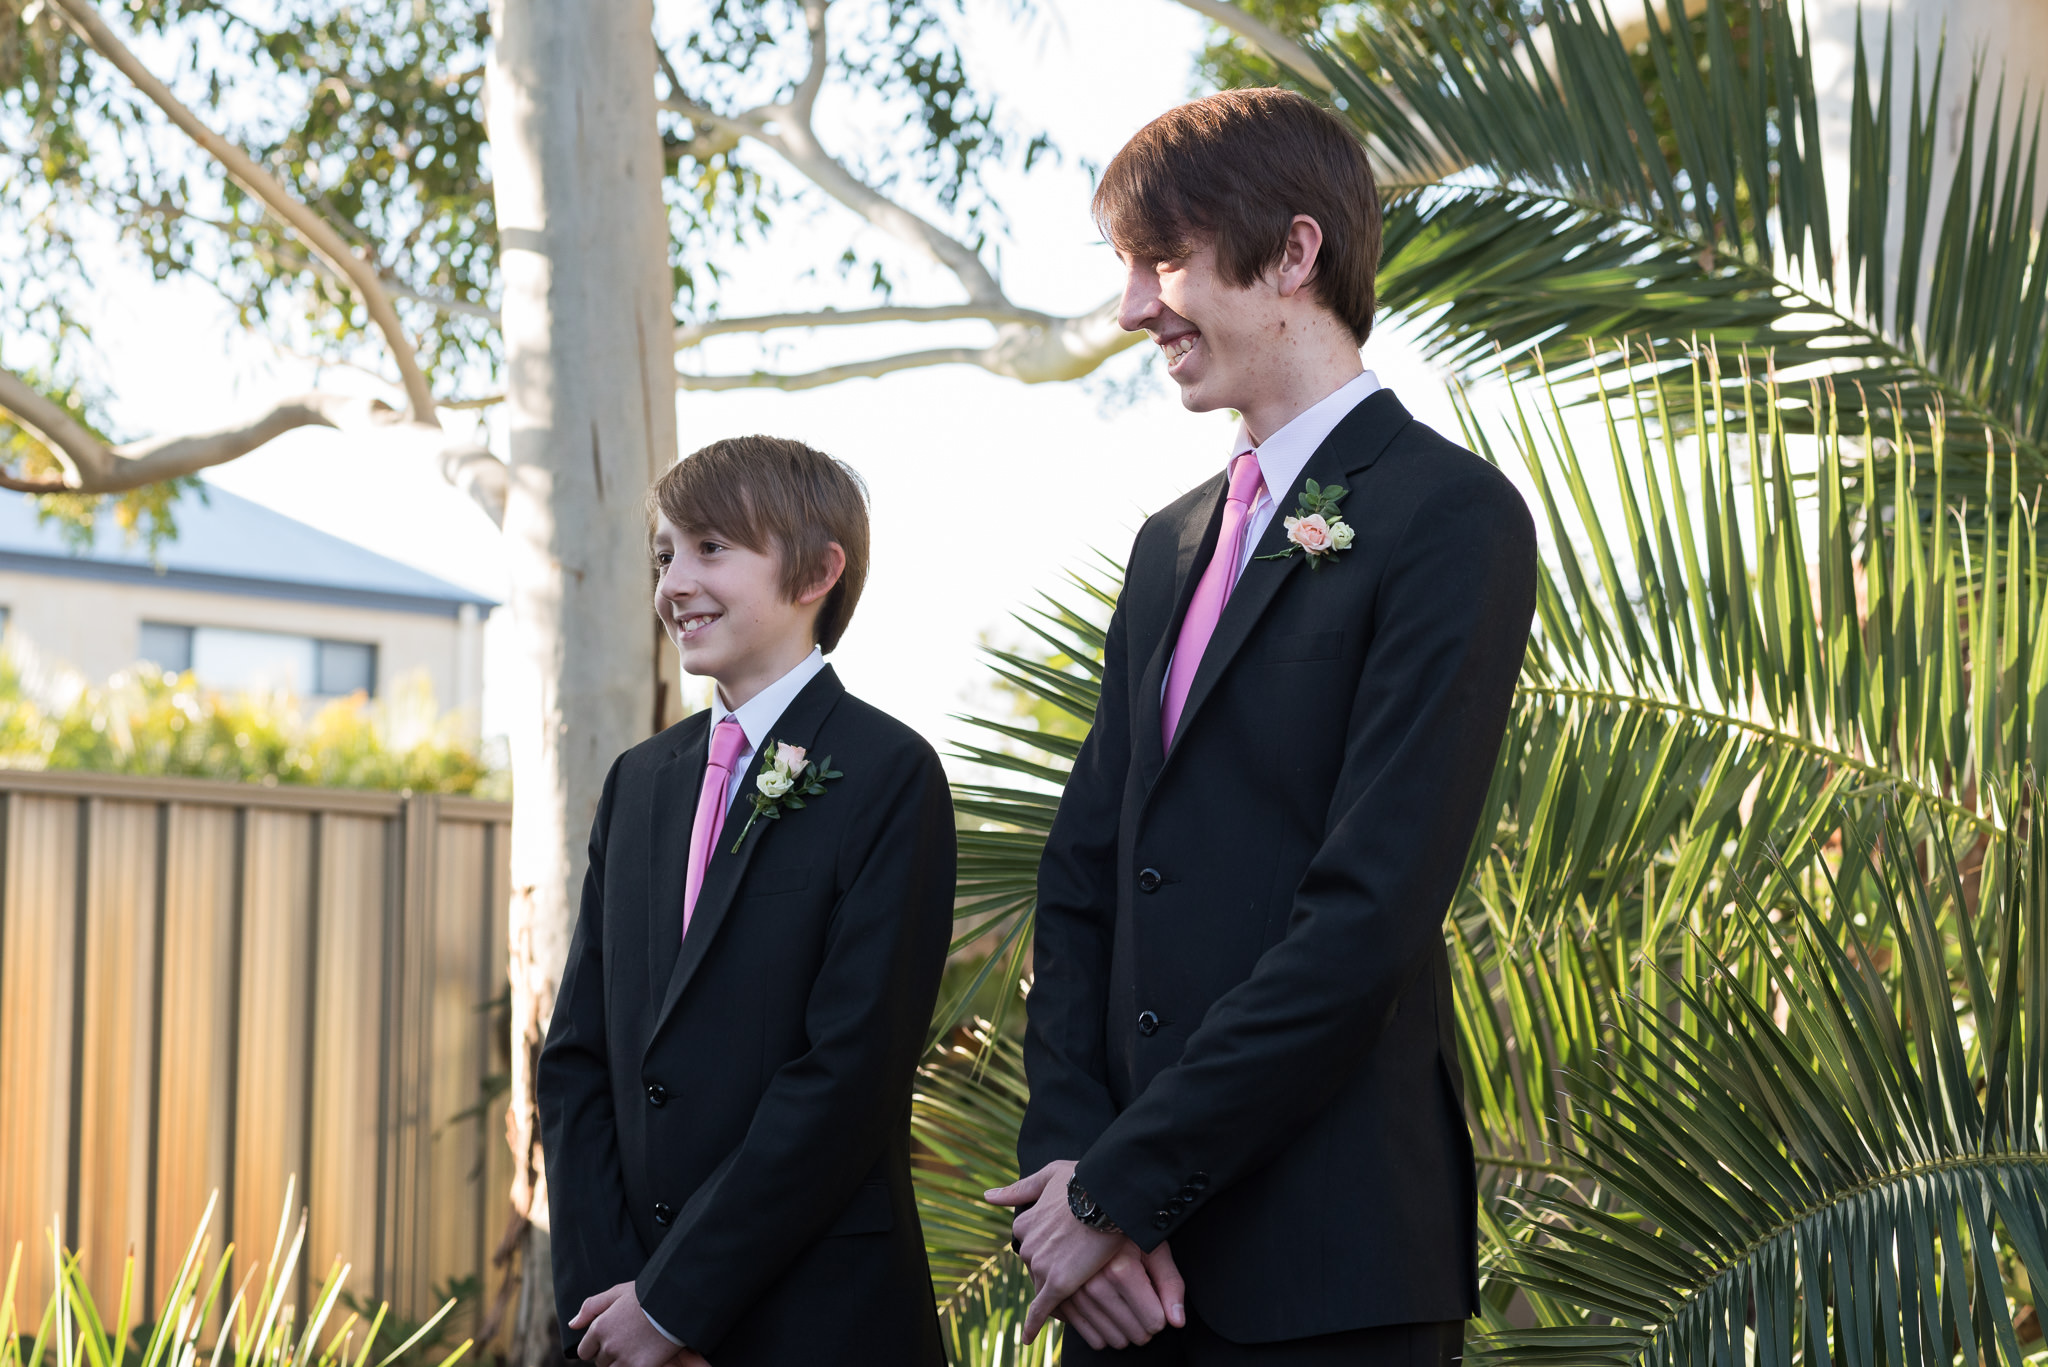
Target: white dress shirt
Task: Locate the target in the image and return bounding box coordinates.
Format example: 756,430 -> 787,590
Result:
706,644 -> 829,810
643,649 -> 827,1348
1159,371 -> 1382,707
1228,369 -> 1381,579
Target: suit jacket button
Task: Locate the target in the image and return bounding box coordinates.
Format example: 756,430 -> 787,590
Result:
1189,1172 -> 1209,1190
1137,868 -> 1162,893
652,1202 -> 675,1227
1137,1010 -> 1159,1037
645,1082 -> 668,1107
1153,1211 -> 1174,1230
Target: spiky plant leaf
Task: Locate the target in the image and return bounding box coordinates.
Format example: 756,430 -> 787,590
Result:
1322,0 -> 2048,472
1480,804 -> 2048,1367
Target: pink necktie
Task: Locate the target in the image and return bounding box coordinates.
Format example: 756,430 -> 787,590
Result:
683,717 -> 749,937
1162,452 -> 1266,748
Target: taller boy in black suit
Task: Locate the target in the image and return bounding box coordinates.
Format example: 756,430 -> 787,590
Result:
988,90 -> 1537,1363
540,437 -> 954,1367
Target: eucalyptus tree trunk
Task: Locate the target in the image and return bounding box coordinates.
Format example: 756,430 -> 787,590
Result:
486,5 -> 677,1363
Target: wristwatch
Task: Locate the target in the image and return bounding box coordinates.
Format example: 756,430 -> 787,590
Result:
1067,1176 -> 1123,1235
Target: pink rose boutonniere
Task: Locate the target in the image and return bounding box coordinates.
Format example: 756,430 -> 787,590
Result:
730,737 -> 842,852
1257,478 -> 1355,569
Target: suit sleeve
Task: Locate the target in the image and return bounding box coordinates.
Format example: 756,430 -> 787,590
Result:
537,755 -> 646,1352
633,744 -> 956,1353
1017,538 -> 1141,1173
1077,473 -> 1536,1249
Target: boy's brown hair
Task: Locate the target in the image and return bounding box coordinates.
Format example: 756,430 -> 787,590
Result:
1093,87 -> 1382,344
650,436 -> 870,653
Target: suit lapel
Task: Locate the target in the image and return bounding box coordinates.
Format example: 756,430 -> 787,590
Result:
648,666 -> 847,1047
1136,474 -> 1228,791
646,716 -> 709,1007
1159,390 -> 1414,773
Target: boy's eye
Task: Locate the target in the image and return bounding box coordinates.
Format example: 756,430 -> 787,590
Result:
654,551 -> 672,567
699,541 -> 725,556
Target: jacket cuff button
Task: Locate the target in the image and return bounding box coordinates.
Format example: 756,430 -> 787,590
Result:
1153,1211 -> 1173,1230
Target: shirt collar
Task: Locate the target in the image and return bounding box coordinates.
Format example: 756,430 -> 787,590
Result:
1230,369 -> 1382,500
709,645 -> 827,752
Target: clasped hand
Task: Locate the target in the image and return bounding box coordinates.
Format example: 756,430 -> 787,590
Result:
568,1283 -> 710,1367
986,1159 -> 1187,1350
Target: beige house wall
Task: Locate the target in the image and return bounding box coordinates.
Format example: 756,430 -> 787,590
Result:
0,570 -> 488,735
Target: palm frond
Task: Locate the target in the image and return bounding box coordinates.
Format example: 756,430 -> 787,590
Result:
1327,0 -> 2048,468
914,1026 -> 1062,1366
1481,803 -> 2048,1367
1451,353 -> 2048,1173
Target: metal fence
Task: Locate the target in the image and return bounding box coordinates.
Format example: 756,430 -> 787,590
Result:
0,767 -> 513,1338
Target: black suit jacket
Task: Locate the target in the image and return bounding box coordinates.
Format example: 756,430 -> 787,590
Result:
1020,391 -> 1536,1344
539,667 -> 954,1365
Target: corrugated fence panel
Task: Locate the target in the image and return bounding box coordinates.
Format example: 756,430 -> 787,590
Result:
481,815 -> 513,1356
234,810 -> 313,1272
77,799 -> 161,1311
0,772 -> 512,1333
153,803 -> 237,1316
428,816 -> 490,1310
309,813 -> 391,1299
0,794 -> 80,1320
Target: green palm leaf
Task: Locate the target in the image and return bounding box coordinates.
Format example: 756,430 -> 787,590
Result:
915,1027 -> 1062,1366
1323,0 -> 2048,470
1481,803 -> 2048,1367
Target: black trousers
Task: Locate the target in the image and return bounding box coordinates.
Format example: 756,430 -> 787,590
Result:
1059,1316 -> 1464,1367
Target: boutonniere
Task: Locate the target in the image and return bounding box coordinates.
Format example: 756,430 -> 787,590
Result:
730,740 -> 842,853
1256,478 -> 1355,569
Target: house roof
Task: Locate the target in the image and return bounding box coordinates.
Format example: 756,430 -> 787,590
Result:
0,486 -> 498,619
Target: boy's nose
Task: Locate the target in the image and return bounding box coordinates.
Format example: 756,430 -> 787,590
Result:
1118,270 -> 1164,333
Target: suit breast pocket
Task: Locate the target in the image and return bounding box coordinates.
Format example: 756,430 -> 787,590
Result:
743,861 -> 815,898
1266,630 -> 1344,664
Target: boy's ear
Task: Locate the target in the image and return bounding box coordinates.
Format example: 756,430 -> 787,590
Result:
795,542 -> 848,607
1274,214 -> 1324,298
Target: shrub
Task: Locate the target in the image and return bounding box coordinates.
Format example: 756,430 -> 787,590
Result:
0,658 -> 505,798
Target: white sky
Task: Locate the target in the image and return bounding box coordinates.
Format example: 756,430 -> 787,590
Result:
68,0 -> 1469,759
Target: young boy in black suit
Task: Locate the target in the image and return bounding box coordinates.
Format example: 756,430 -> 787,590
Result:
539,436 -> 954,1367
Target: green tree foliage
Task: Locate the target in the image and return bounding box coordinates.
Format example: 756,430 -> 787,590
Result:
0,0 -> 1065,532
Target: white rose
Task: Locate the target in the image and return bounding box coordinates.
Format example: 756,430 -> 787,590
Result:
1328,519 -> 1355,551
756,769 -> 795,799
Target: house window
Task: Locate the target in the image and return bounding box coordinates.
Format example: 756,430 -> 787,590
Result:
139,621 -> 196,673
316,639 -> 378,697
137,623 -> 378,697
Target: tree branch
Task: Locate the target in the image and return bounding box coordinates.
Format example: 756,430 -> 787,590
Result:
1169,0 -> 1333,93
786,0 -> 830,126
662,1 -> 1009,309
131,199 -> 503,323
49,0 -> 440,421
676,348 -> 986,392
675,302 -> 1051,350
675,295 -> 1142,390
0,363 -> 510,525
0,362 -> 348,492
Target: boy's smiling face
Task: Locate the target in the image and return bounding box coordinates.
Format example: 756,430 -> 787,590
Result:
653,510 -> 843,709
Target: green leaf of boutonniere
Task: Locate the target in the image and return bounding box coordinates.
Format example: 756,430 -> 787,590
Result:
1255,477 -> 1358,568
730,741 -> 844,852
